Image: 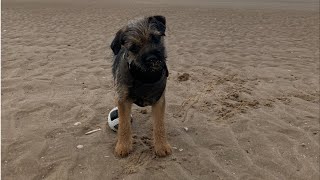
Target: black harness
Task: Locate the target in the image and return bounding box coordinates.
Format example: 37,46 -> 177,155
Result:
127,60 -> 168,107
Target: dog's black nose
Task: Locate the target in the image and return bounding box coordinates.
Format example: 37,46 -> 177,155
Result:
146,55 -> 157,62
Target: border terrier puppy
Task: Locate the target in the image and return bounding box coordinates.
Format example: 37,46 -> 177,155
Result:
110,15 -> 172,157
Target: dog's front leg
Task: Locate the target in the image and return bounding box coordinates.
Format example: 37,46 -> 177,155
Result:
115,99 -> 133,157
152,94 -> 172,157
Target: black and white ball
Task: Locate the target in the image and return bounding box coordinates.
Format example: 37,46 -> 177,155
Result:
107,107 -> 133,132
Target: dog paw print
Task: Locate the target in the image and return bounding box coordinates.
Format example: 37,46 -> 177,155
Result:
177,73 -> 190,82
140,136 -> 152,148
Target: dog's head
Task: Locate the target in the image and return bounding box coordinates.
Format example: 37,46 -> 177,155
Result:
111,15 -> 167,72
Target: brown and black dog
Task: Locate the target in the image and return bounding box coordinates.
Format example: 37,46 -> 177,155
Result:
110,15 -> 171,157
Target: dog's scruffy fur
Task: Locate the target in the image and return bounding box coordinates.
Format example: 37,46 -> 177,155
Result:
110,15 -> 172,157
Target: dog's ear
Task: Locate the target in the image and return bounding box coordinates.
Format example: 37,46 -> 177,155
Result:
148,15 -> 166,35
110,29 -> 124,55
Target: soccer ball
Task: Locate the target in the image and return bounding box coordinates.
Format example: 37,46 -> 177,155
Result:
107,107 -> 133,132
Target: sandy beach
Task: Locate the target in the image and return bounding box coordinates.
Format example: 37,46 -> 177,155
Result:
1,0 -> 319,179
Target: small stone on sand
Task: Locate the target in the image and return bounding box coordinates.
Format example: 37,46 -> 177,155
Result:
77,145 -> 84,149
74,122 -> 81,126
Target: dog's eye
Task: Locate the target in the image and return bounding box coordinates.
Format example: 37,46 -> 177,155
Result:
129,45 -> 140,53
151,35 -> 161,43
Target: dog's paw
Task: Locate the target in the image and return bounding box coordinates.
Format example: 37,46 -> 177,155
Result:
115,141 -> 132,157
154,142 -> 172,157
